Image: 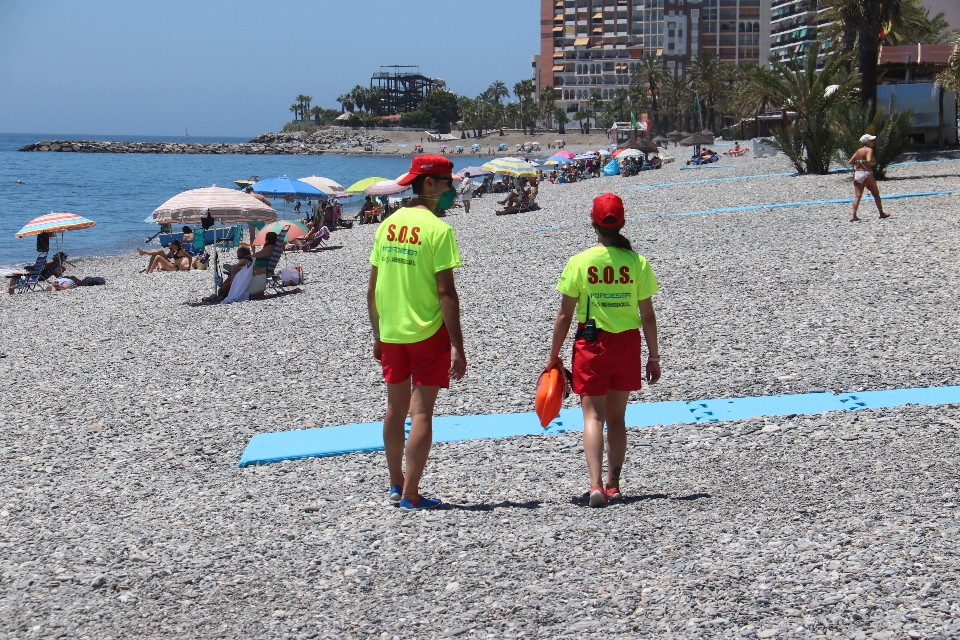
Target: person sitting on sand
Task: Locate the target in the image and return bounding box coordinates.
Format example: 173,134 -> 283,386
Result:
45,275 -> 82,292
181,226 -> 195,245
6,251 -> 68,294
138,240 -> 191,273
203,247 -> 253,303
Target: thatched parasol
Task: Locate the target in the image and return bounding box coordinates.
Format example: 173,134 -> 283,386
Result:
701,129 -> 715,137
653,135 -> 670,145
667,129 -> 684,140
627,137 -> 660,153
680,132 -> 715,146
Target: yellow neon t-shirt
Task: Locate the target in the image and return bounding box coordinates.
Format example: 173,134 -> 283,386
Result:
556,245 -> 659,334
369,207 -> 462,344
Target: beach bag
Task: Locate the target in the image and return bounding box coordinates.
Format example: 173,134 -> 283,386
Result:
279,266 -> 301,285
80,276 -> 106,286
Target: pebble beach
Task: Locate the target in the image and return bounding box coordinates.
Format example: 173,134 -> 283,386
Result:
2,150 -> 960,639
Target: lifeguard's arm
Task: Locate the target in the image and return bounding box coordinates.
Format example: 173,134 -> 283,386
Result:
545,294 -> 578,372
436,268 -> 466,380
639,298 -> 661,384
367,267 -> 382,362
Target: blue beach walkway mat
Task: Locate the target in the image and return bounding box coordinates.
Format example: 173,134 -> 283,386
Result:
238,385 -> 960,467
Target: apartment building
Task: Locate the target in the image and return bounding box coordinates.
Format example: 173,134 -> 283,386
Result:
768,0 -> 828,65
538,0 -> 771,115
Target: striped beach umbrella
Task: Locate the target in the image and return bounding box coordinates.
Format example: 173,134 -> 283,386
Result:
153,187 -> 277,224
480,157 -> 538,178
15,212 -> 95,238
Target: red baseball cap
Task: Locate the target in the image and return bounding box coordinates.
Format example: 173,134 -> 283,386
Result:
591,193 -> 625,227
396,154 -> 454,186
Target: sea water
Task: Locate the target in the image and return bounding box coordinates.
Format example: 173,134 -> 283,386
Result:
0,133 -> 495,269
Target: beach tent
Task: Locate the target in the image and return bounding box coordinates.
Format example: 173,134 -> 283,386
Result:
602,160 -> 621,176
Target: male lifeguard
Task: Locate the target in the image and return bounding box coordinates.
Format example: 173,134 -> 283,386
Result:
367,155 -> 467,510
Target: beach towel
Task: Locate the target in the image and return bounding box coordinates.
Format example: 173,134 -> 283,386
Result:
220,261 -> 253,304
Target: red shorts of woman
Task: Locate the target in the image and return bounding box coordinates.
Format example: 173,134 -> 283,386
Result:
572,326 -> 642,396
380,324 -> 451,388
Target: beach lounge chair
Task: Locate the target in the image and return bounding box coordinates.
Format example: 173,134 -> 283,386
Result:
9,253 -> 48,294
235,227 -> 287,297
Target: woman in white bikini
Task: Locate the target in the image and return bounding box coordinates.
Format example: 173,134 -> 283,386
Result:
849,134 -> 890,222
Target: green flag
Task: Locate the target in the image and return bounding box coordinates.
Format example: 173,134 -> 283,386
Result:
693,92 -> 700,115
630,110 -> 639,130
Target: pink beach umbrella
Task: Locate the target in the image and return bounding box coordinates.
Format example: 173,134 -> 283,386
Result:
554,150 -> 576,159
364,180 -> 410,196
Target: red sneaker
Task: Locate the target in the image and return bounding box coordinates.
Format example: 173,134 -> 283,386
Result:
604,486 -> 622,502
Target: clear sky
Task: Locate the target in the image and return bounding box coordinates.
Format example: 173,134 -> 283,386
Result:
0,0 -> 540,137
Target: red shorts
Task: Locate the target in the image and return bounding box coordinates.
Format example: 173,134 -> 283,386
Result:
572,326 -> 643,396
380,325 -> 451,388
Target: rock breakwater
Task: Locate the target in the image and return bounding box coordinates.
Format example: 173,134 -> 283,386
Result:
18,129 -> 394,155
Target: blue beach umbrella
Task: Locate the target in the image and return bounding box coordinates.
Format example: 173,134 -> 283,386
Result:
251,176 -> 326,199
546,154 -> 571,165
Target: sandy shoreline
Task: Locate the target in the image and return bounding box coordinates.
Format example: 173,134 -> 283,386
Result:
2,151 -> 960,638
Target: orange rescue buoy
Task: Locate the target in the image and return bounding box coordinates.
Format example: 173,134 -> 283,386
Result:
535,364 -> 566,428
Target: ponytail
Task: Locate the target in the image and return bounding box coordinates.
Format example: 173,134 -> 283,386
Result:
595,223 -> 633,251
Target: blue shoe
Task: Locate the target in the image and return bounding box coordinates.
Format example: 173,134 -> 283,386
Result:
388,485 -> 403,503
397,495 -> 443,511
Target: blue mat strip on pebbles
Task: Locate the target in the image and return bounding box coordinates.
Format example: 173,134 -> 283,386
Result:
238,385 -> 960,466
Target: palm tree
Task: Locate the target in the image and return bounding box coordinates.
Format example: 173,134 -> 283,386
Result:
935,36 -> 960,93
505,102 -> 521,129
588,92 -> 604,128
691,52 -> 724,131
513,80 -> 537,134
310,106 -> 323,125
748,41 -> 858,173
632,56 -> 666,132
351,85 -> 366,113
289,103 -> 300,122
336,93 -> 354,113
488,80 -> 509,105
297,95 -> 312,118
554,106 -> 568,135
610,88 -> 630,123
574,109 -> 594,134
539,86 -> 556,128
823,0 -> 940,110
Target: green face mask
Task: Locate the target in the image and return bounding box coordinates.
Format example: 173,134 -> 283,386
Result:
436,188 -> 457,211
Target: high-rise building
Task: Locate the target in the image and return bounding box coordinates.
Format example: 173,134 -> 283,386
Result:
538,0 -> 771,116
768,0 -> 828,66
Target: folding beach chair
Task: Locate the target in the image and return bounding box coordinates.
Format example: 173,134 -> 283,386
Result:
10,253 -> 48,294
263,226 -> 292,294
517,191 -> 539,214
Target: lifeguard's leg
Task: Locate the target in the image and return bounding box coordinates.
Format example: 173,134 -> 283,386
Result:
604,390 -> 631,490
581,395 -> 608,488
384,381 -> 413,488
403,385 -> 440,498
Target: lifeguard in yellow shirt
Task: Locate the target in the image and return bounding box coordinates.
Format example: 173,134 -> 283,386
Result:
544,193 -> 662,507
367,155 -> 467,511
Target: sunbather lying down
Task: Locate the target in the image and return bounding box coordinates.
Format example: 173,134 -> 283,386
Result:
46,276 -> 82,292
288,225 -> 329,252
496,179 -> 535,216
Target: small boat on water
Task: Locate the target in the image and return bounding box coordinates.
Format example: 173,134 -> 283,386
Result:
234,176 -> 260,190
184,129 -> 190,138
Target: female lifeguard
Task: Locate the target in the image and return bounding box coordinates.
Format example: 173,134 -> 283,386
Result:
544,193 -> 661,507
